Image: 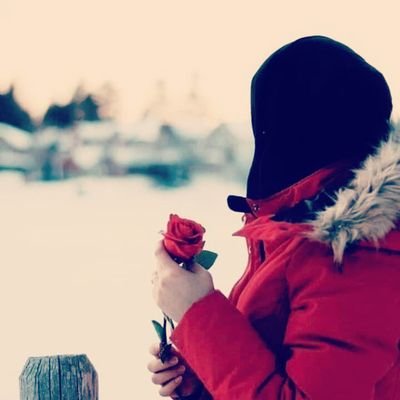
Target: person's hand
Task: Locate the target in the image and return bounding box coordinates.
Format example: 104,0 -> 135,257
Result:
147,342 -> 203,398
152,240 -> 215,323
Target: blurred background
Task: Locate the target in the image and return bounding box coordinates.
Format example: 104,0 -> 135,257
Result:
1,0 -> 400,398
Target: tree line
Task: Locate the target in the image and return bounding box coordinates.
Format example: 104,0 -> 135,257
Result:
0,85 -> 106,133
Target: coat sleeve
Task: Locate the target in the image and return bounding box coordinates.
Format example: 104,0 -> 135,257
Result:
170,239 -> 400,400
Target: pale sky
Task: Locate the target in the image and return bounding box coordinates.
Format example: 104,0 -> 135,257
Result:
0,0 -> 400,124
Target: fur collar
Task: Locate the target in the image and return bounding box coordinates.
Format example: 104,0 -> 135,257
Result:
306,128 -> 400,264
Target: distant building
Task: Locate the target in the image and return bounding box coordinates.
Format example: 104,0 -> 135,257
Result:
0,78 -> 252,186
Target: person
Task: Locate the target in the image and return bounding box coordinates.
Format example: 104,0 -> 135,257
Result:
148,35 -> 400,399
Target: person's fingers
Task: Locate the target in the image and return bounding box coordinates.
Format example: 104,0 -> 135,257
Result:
159,375 -> 183,397
149,342 -> 161,357
190,262 -> 206,274
154,240 -> 169,260
148,342 -> 180,358
151,364 -> 186,385
147,356 -> 179,373
154,240 -> 178,272
150,270 -> 158,284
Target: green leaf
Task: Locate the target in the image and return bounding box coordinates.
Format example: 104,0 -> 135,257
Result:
151,320 -> 165,342
194,250 -> 218,270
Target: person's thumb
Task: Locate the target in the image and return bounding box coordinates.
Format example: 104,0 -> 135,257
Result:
190,262 -> 207,274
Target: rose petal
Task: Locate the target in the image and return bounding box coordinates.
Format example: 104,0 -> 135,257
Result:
163,214 -> 206,261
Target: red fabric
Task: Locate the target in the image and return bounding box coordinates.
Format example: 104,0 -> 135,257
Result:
243,159 -> 356,218
170,164 -> 400,400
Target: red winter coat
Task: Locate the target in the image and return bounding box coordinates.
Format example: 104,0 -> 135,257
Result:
170,134 -> 400,400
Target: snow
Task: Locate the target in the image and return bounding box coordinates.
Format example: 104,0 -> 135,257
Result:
34,127 -> 60,147
173,116 -> 218,139
77,120 -> 118,142
224,120 -> 253,138
0,173 -> 248,399
0,151 -> 35,170
111,144 -> 158,167
119,118 -> 161,142
0,123 -> 33,151
72,145 -> 104,169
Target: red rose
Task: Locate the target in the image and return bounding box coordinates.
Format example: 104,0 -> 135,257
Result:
162,214 -> 206,262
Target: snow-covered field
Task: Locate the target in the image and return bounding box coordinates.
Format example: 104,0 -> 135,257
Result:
0,172 -> 248,399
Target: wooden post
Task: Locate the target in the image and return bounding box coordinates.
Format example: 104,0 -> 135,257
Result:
20,354 -> 98,400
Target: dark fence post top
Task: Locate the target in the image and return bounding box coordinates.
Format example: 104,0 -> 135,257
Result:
20,354 -> 98,400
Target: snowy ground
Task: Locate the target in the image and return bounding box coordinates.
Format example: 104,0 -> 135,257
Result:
0,172 -> 249,399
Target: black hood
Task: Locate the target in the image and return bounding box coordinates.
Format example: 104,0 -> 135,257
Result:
246,35 -> 392,200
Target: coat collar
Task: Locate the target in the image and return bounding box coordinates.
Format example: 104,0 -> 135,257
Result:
227,159 -> 354,219
229,128 -> 400,264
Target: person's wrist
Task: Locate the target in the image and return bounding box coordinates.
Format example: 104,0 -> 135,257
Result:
180,289 -> 214,322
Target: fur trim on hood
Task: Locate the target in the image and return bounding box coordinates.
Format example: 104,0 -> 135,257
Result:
306,127 -> 400,264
